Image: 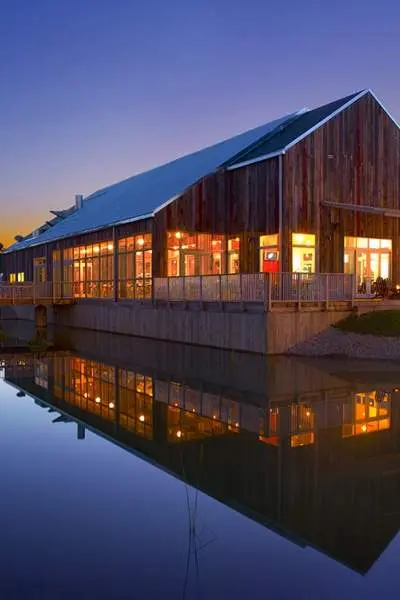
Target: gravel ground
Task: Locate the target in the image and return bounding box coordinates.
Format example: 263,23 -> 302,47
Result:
288,326 -> 400,361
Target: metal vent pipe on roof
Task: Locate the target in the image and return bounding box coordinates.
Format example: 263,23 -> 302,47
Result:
75,194 -> 84,209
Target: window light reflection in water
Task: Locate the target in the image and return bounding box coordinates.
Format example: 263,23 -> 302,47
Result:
10,356 -> 396,447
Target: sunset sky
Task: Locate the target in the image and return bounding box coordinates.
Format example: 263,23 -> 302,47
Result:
1,0 -> 399,247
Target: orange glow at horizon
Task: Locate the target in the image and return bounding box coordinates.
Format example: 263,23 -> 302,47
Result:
0,212 -> 50,248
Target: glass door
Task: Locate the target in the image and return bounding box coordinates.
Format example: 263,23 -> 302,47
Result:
356,251 -> 368,287
183,253 -> 196,276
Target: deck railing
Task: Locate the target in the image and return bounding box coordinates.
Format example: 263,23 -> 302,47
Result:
154,273 -> 354,307
0,282 -> 70,305
0,273 -> 355,307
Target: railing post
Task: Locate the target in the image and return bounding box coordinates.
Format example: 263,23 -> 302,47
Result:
324,274 -> 329,310
11,286 -> 15,305
351,273 -> 355,307
264,273 -> 272,312
296,273 -> 301,310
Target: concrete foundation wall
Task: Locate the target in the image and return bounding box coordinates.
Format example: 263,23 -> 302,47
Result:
49,301 -> 267,354
4,301 -> 351,355
266,310 -> 350,354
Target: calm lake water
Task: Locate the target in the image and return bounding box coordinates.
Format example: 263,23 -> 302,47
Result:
1,322 -> 400,599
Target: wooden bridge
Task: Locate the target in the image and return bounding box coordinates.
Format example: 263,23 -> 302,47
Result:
0,283 -> 73,305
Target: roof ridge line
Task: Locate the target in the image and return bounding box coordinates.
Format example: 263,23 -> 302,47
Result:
220,109 -> 305,169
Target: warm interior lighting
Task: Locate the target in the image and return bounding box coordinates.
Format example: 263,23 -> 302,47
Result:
176,430 -> 182,438
95,397 -> 101,404
139,415 -> 145,422
93,246 -> 100,253
107,243 -> 114,251
292,233 -> 315,246
175,232 -> 182,239
84,392 -> 88,399
137,238 -> 145,246
306,411 -> 311,417
109,402 -> 115,409
361,424 -> 367,432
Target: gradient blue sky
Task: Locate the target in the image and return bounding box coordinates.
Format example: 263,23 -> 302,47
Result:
1,0 -> 399,245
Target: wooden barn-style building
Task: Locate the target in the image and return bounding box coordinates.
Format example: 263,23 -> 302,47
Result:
2,89 -> 400,300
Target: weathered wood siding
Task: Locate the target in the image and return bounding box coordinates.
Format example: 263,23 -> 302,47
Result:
153,159 -> 280,275
282,92 -> 400,274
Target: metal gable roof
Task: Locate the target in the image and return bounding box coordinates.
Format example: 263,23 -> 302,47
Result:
5,111 -> 300,253
227,91 -> 366,169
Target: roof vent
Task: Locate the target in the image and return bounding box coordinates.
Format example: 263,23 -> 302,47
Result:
75,194 -> 84,209
14,235 -> 24,242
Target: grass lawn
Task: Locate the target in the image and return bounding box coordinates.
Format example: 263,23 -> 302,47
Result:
334,310 -> 400,336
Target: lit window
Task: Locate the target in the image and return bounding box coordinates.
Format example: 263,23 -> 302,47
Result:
9,273 -> 16,283
17,272 -> 24,282
166,232 -> 227,276
292,233 -> 315,273
260,234 -> 278,247
292,233 -> 315,247
344,237 -> 392,284
64,241 -> 115,299
228,237 -> 240,274
117,234 -> 152,299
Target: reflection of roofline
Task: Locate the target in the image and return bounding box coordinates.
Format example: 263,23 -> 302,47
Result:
11,382 -> 306,548
5,374 -> 391,575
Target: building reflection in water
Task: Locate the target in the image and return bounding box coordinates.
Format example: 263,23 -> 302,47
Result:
3,352 -> 400,575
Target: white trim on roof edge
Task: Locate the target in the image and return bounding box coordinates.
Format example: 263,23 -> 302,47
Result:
2,213 -> 154,254
282,89 -> 369,152
226,150 -> 284,171
367,89 -> 400,128
226,90 -> 394,170
152,194 -> 181,214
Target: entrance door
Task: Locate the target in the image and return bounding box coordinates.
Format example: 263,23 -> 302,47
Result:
345,237 -> 392,289
355,250 -> 390,287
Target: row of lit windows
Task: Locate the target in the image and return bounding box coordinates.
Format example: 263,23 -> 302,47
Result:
15,356 -> 398,447
118,235 -> 152,300
57,236 -> 153,299
167,232 -> 240,276
9,233 -> 396,288
9,273 -> 24,283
